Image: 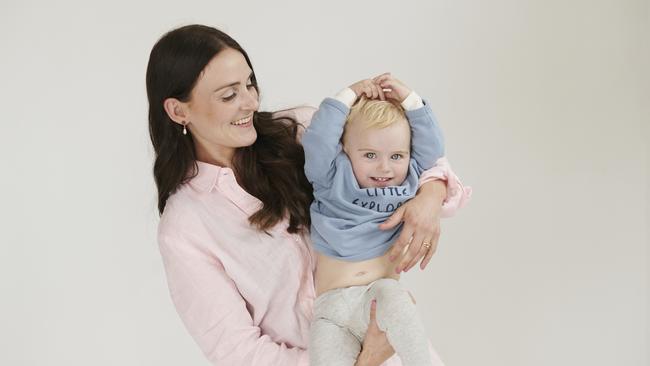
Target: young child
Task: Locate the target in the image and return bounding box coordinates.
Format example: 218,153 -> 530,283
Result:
303,74 -> 445,366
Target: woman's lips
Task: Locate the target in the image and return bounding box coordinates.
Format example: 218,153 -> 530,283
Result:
231,115 -> 253,127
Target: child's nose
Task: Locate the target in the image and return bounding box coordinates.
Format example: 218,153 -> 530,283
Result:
378,160 -> 390,172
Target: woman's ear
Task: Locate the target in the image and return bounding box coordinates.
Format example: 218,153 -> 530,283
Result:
163,98 -> 189,126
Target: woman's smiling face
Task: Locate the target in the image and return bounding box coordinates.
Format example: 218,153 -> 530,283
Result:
184,47 -> 260,165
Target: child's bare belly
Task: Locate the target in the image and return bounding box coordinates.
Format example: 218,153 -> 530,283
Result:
315,251 -> 405,297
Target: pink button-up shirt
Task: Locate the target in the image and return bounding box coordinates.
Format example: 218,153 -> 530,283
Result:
157,107 -> 471,365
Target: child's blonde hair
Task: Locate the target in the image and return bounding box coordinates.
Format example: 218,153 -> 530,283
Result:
343,97 -> 407,142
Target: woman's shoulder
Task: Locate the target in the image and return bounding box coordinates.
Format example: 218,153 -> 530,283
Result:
273,105 -> 317,128
157,189 -> 196,236
272,105 -> 316,143
157,183 -> 219,242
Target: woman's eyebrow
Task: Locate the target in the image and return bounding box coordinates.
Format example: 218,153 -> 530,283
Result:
213,71 -> 254,92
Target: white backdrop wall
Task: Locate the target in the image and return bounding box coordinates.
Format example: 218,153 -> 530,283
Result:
0,0 -> 648,365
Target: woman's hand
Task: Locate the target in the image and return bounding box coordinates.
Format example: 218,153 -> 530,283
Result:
380,180 -> 447,272
355,300 -> 395,366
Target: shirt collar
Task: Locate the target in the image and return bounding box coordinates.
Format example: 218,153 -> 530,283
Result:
189,160 -> 233,193
189,160 -> 291,235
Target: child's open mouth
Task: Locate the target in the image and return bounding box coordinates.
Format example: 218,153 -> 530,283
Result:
371,177 -> 392,182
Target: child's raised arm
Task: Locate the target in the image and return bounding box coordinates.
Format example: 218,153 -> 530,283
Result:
303,79 -> 386,187
374,73 -> 445,170
302,97 -> 348,187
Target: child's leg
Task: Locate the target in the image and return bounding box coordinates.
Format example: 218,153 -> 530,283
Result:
363,278 -> 432,366
310,289 -> 363,366
310,318 -> 362,366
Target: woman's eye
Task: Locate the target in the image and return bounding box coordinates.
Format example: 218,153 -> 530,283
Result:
391,154 -> 403,160
222,92 -> 236,101
364,152 -> 376,159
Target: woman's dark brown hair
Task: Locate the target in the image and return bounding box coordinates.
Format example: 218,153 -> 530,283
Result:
146,24 -> 313,233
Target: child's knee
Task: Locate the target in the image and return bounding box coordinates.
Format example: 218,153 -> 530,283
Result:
372,279 -> 413,308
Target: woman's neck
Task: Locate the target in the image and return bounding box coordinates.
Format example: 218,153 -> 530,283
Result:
195,143 -> 234,168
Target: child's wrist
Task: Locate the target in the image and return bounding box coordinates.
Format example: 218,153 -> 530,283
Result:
334,87 -> 357,108
401,91 -> 424,111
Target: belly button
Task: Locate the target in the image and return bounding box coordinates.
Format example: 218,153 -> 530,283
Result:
355,271 -> 367,277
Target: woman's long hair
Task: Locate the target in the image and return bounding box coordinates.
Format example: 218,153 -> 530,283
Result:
146,24 -> 313,233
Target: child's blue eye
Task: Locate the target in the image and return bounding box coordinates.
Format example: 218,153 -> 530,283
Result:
364,152 -> 376,159
391,154 -> 403,160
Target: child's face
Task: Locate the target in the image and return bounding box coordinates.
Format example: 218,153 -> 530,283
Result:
343,118 -> 411,188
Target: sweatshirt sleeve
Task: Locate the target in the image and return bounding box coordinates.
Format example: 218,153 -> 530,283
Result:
158,231 -> 310,366
405,101 -> 445,171
301,98 -> 350,187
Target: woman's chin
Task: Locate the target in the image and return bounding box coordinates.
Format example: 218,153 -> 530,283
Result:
238,130 -> 258,147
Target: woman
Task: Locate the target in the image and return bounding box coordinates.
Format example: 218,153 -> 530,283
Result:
146,24 -> 470,366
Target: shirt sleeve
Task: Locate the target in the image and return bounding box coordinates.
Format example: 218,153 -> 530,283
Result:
273,106 -> 317,143
158,231 -> 310,366
418,157 -> 472,218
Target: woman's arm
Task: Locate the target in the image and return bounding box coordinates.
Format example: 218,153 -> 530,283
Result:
380,157 -> 472,272
158,231 -> 309,365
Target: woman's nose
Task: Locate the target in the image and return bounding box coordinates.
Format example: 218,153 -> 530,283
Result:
242,88 -> 260,111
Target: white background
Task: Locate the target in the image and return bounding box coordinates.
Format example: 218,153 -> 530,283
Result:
1,0 -> 648,365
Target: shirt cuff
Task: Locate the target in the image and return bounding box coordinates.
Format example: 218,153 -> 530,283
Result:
401,91 -> 424,111
418,157 -> 472,218
333,88 -> 357,108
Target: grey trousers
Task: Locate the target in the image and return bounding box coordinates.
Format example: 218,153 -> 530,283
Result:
309,278 -> 432,366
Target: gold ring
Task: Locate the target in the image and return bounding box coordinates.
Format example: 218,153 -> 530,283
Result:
422,242 -> 431,249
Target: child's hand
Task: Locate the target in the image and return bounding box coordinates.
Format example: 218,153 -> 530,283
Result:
349,79 -> 386,101
373,72 -> 412,103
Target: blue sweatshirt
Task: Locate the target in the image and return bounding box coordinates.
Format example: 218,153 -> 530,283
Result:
302,97 -> 445,261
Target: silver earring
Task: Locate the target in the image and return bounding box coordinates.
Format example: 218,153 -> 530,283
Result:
182,122 -> 187,135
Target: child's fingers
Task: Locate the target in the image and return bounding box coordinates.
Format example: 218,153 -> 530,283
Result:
375,75 -> 392,86
383,91 -> 396,101
373,72 -> 391,83
371,84 -> 379,99
363,85 -> 373,98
